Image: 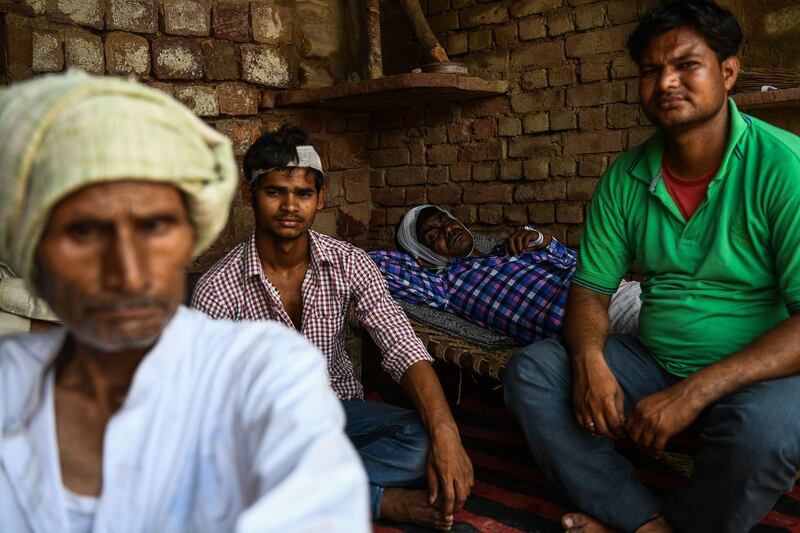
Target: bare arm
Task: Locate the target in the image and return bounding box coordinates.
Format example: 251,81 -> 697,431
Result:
563,285 -> 626,439
626,313 -> 800,456
401,361 -> 474,522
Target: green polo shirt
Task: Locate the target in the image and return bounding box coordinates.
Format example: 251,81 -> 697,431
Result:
574,100 -> 800,377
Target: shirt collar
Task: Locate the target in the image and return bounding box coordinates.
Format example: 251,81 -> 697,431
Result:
243,233 -> 263,280
243,230 -> 332,280
628,97 -> 750,186
307,230 -> 332,273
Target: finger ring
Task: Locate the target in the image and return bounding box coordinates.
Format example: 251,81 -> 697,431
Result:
587,421 -> 595,428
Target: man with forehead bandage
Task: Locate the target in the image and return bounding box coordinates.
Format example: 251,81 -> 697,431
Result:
192,125 -> 474,530
0,71 -> 369,533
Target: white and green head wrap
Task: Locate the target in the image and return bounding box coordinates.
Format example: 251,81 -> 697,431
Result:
0,70 -> 238,282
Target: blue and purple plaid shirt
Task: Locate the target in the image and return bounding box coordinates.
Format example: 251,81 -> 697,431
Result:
368,238 -> 578,344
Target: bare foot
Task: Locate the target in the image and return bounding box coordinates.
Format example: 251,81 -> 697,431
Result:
380,488 -> 453,530
562,513 -> 674,533
561,513 -> 618,533
636,515 -> 674,533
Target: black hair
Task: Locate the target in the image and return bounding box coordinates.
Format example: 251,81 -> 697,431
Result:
627,0 -> 742,65
394,206 -> 439,253
242,124 -> 324,190
415,206 -> 440,241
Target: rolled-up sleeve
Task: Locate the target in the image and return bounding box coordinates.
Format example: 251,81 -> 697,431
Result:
351,249 -> 433,383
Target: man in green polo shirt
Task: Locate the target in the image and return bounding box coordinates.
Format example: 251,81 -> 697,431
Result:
503,1 -> 800,532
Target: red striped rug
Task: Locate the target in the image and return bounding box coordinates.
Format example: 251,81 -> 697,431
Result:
372,388 -> 800,533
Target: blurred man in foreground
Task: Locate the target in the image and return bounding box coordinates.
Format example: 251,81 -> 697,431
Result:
0,72 -> 369,533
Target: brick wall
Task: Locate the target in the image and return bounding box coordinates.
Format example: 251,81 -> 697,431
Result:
2,0 -> 798,261
368,0 -> 659,249
368,0 -> 800,250
0,0 -> 373,273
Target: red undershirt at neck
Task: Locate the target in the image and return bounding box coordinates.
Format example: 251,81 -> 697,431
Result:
662,160 -> 718,221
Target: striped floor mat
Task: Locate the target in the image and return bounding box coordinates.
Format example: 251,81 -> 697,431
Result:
373,390 -> 800,533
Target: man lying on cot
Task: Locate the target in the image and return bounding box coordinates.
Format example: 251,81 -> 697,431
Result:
368,204 -> 641,345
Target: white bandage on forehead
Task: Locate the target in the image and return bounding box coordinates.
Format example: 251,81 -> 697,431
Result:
397,204 -> 474,270
251,145 -> 324,182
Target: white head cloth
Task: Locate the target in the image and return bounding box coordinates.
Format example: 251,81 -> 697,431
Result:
397,205 -> 474,269
251,145 -> 324,182
0,70 -> 238,283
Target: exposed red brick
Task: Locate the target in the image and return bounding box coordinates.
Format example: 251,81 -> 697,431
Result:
105,32 -> 149,76
510,88 -> 563,113
47,0 -> 103,29
472,118 -> 496,141
551,108 -> 577,131
472,162 -> 495,181
562,131 -> 624,155
504,205 -> 528,224
575,4 -> 605,30
428,144 -> 459,165
607,103 -> 639,129
512,41 -> 565,67
447,123 -> 471,143
327,136 -> 367,170
342,168 -> 370,203
5,14 -> 33,81
428,166 -> 449,184
459,140 -> 504,162
551,156 -> 577,176
515,181 -> 566,202
337,205 -> 369,239
32,31 -> 63,73
463,184 -> 512,204
578,155 -> 608,176
217,81 -> 259,116
215,118 -> 262,155
450,163 -> 471,182
510,0 -> 562,18
386,166 -> 428,186
461,96 -> 508,119
162,0 -> 212,36
508,135 -> 559,158
370,169 -> 385,187
372,187 -> 408,207
368,113 -> 403,131
300,115 -> 324,134
152,37 -> 203,80
213,0 -> 250,42
370,148 -> 410,168
460,4 -> 508,29
427,185 -> 462,205
500,160 -> 523,181
201,39 -> 238,80
577,108 -> 606,131
64,31 -> 104,74
608,0 -> 638,24
556,202 -> 584,223
370,208 -> 388,228
567,80 -> 627,107
107,0 -> 157,33
567,178 -> 599,200
524,158 -> 549,180
528,202 -> 555,224
406,186 -> 427,205
565,24 -> 636,58
251,1 -> 291,44
478,205 -> 503,224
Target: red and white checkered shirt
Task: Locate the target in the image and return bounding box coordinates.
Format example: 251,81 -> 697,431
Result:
191,231 -> 432,400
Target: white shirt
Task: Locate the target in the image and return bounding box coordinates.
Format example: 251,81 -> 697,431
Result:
0,306 -> 369,533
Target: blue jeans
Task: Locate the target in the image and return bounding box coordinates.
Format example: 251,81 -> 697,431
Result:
503,335 -> 800,533
342,400 -> 430,519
